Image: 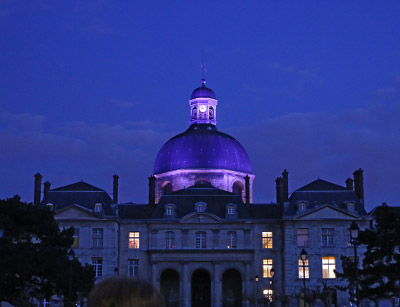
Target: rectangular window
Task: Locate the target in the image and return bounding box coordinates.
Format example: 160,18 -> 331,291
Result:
165,231 -> 175,249
92,228 -> 103,248
298,258 -> 310,279
72,228 -> 80,247
321,228 -> 334,246
196,231 -> 206,249
263,259 -> 273,278
262,232 -> 273,249
297,228 -> 308,246
129,231 -> 140,249
91,257 -> 103,277
263,289 -> 274,302
227,231 -> 237,249
322,256 -> 336,279
128,259 -> 138,278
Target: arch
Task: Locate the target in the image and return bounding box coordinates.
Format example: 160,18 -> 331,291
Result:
209,106 -> 214,120
232,180 -> 244,195
160,269 -> 180,307
191,269 -> 211,307
162,182 -> 173,195
222,269 -> 242,307
191,106 -> 197,119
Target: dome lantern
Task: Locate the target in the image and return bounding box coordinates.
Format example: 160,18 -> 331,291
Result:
189,79 -> 218,126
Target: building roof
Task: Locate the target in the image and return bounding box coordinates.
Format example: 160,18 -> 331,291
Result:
153,124 -> 252,174
41,181 -> 115,216
191,81 -> 216,99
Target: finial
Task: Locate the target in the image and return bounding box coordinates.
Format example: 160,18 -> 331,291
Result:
200,48 -> 207,82
201,78 -> 206,87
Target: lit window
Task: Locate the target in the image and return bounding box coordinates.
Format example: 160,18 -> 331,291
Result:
72,228 -> 80,247
322,257 -> 336,279
92,228 -> 103,248
128,259 -> 138,278
321,228 -> 334,246
165,231 -> 175,249
227,231 -> 237,249
196,231 -> 206,248
298,257 -> 310,279
263,259 -> 273,278
297,228 -> 309,246
263,289 -> 274,302
91,257 -> 102,277
129,232 -> 140,249
262,232 -> 273,249
94,203 -> 102,212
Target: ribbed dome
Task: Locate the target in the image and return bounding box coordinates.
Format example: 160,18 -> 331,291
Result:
154,124 -> 252,174
191,83 -> 216,99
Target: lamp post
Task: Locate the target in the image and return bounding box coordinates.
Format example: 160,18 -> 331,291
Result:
68,249 -> 74,307
349,221 -> 360,307
300,249 -> 308,307
270,267 -> 275,307
255,275 -> 259,307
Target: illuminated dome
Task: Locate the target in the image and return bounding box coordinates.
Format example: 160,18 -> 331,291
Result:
154,124 -> 252,174
190,79 -> 216,99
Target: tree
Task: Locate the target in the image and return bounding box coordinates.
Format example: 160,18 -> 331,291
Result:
336,203 -> 400,303
0,196 -> 95,306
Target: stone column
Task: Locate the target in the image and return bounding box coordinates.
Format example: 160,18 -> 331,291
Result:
244,261 -> 251,307
151,262 -> 157,288
182,262 -> 189,307
213,262 -> 221,307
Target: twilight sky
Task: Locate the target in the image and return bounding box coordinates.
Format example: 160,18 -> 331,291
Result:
1,1 -> 399,212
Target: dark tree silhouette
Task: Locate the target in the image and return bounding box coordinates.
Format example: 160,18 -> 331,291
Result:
0,196 -> 95,306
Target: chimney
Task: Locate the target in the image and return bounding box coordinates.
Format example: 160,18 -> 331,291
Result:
345,178 -> 353,190
43,181 -> 51,197
34,173 -> 42,206
113,174 -> 119,204
282,169 -> 289,202
149,175 -> 156,207
245,175 -> 250,206
275,177 -> 283,203
353,168 -> 364,205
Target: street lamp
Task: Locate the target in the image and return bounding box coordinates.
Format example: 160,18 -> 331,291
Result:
270,267 -> 275,306
255,275 -> 259,307
300,249 -> 308,307
349,221 -> 360,307
68,249 -> 74,307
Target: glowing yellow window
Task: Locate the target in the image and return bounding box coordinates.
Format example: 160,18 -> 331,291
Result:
129,232 -> 140,249
262,232 -> 273,249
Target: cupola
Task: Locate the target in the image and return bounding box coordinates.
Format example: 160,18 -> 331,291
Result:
189,79 -> 218,126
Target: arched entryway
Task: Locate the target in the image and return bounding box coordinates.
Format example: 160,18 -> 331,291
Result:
191,269 -> 211,307
160,269 -> 180,307
222,269 -> 242,307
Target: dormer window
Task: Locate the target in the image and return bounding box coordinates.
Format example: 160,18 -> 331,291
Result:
46,203 -> 54,211
297,202 -> 307,213
195,202 -> 207,213
226,204 -> 237,215
164,204 -> 176,217
346,203 -> 355,213
94,203 -> 103,213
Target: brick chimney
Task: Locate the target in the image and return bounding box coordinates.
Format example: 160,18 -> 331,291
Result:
275,177 -> 284,203
245,175 -> 250,206
34,173 -> 42,206
353,168 -> 364,205
43,181 -> 51,197
282,169 -> 289,202
113,174 -> 119,204
148,175 -> 156,207
345,178 -> 353,190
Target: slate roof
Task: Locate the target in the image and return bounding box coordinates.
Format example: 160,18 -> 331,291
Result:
286,178 -> 367,216
118,204 -> 154,219
41,181 -> 115,216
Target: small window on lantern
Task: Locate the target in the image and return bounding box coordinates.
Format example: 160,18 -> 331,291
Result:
164,204 -> 176,217
94,203 -> 103,213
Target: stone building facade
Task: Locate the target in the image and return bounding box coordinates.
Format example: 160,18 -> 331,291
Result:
37,80 -> 371,306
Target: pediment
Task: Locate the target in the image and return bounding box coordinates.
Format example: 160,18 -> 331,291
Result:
296,206 -> 357,220
55,205 -> 101,220
181,212 -> 221,223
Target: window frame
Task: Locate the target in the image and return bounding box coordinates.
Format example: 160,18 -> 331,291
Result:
92,228 -> 103,248
321,228 -> 334,247
262,258 -> 273,278
196,231 -> 206,249
128,259 -> 139,278
72,227 -> 80,248
296,228 -> 309,247
227,231 -> 237,249
322,256 -> 336,279
91,257 -> 103,277
128,231 -> 140,249
262,231 -> 273,249
165,231 -> 175,249
298,257 -> 310,279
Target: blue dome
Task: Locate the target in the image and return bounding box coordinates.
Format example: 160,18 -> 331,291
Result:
191,84 -> 216,99
154,124 -> 252,174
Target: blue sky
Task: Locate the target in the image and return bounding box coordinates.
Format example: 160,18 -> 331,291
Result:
1,1 -> 399,211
